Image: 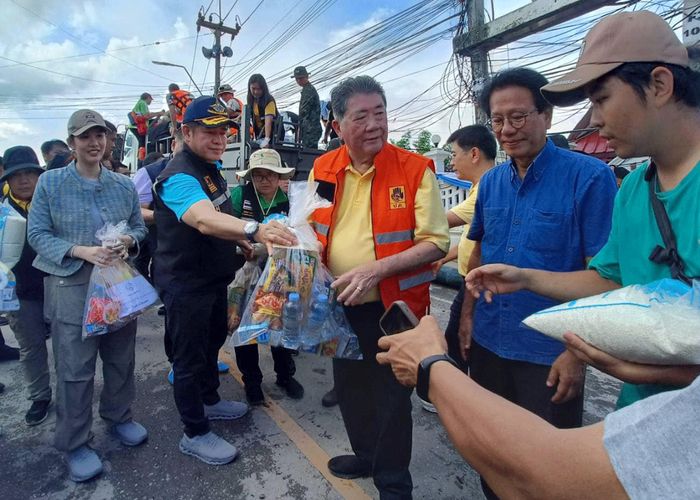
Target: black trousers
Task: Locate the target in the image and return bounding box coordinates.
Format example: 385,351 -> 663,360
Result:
334,302 -> 414,500
162,286 -> 228,437
470,340 -> 584,499
234,343 -> 295,387
444,282 -> 469,373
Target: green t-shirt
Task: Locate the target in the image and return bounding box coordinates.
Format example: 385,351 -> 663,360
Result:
129,99 -> 150,129
589,161 -> 700,408
230,184 -> 288,219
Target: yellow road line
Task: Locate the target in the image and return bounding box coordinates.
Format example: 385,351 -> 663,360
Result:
219,351 -> 372,500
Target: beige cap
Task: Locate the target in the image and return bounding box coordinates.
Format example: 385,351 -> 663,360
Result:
541,11 -> 689,107
67,109 -> 108,136
237,149 -> 295,181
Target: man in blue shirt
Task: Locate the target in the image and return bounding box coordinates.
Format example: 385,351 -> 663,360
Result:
464,67 -> 617,498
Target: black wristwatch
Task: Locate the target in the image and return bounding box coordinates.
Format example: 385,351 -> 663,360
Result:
244,221 -> 260,242
416,353 -> 459,404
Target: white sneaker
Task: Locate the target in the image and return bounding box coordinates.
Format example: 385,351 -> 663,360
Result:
204,399 -> 249,420
419,397 -> 438,414
179,432 -> 239,465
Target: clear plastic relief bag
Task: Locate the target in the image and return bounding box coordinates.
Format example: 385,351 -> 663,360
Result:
230,182 -> 362,359
82,221 -> 159,339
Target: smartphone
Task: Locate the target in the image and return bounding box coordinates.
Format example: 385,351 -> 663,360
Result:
379,300 -> 419,336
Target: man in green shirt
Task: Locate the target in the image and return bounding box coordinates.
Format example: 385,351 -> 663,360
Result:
130,92 -> 164,159
464,11 -> 700,408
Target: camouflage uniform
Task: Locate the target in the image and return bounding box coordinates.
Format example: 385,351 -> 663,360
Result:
299,82 -> 322,149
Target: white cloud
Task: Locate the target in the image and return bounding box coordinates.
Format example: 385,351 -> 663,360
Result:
0,122 -> 32,142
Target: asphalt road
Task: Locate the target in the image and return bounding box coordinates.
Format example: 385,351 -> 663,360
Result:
0,283 -> 621,500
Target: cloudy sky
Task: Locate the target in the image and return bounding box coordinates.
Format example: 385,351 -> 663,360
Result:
0,0 -> 683,161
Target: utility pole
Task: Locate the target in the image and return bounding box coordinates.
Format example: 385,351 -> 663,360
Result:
684,0 -> 700,71
196,9 -> 241,94
454,0 -> 618,123
468,0 -> 489,124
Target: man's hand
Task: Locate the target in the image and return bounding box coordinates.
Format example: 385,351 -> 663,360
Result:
457,313 -> 472,362
236,240 -> 255,260
255,220 -> 297,254
431,258 -> 446,277
465,264 -> 529,303
376,315 -> 447,387
547,350 -> 586,404
332,260 -> 384,306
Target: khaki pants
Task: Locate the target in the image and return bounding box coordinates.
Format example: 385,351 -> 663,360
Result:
8,299 -> 51,402
45,264 -> 137,452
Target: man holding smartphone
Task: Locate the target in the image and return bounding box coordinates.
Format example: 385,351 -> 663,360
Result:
310,75 -> 449,499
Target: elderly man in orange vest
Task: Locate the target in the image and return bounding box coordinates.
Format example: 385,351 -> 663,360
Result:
310,75 -> 449,499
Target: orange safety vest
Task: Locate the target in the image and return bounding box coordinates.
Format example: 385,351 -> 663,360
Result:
170,90 -> 193,123
311,142 -> 436,318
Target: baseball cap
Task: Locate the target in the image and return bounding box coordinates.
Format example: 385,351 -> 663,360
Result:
67,109 -> 108,136
237,149 -> 295,180
1,146 -> 44,182
291,66 -> 309,79
541,11 -> 690,107
217,84 -> 235,95
183,95 -> 235,128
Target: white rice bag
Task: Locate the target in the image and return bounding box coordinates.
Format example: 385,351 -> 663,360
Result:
523,279 -> 700,365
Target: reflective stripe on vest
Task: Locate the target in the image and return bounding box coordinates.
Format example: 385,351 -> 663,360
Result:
398,270 -> 435,291
315,222 -> 330,237
211,190 -> 231,208
375,229 -> 413,245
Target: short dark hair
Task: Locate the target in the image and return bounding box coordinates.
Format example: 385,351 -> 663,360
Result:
168,83 -> 180,92
40,139 -> 69,156
446,125 -> 497,160
478,67 -> 552,117
104,120 -> 117,134
590,62 -> 700,109
140,92 -> 152,100
330,75 -> 387,121
549,133 -> 570,150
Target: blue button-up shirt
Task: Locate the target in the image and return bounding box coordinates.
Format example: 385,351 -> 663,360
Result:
468,139 -> 617,365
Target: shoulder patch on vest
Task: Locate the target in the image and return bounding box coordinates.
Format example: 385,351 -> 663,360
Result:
389,186 -> 406,209
203,175 -> 217,194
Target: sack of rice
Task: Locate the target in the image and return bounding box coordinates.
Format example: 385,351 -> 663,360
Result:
523,279 -> 700,365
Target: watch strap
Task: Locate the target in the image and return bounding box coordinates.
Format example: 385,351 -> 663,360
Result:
417,353 -> 459,404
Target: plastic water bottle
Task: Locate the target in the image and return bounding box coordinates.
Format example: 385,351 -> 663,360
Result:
301,293 -> 330,350
281,292 -> 302,350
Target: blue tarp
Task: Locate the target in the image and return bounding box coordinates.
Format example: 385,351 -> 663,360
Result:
436,173 -> 472,190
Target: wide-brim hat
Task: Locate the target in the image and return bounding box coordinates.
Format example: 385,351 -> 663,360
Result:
183,95 -> 236,128
1,146 -> 44,182
217,84 -> 235,95
237,149 -> 295,180
540,11 -> 689,107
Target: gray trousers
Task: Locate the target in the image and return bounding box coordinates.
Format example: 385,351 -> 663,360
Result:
45,264 -> 137,452
8,299 -> 51,402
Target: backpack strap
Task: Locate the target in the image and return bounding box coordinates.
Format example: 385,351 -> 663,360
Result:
645,162 -> 692,285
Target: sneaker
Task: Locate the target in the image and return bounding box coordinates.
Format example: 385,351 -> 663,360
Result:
275,377 -> 304,400
167,368 -> 174,385
419,398 -> 438,414
67,445 -> 103,482
179,431 -> 239,465
25,399 -> 51,426
111,420 -> 148,446
245,385 -> 265,406
321,388 -> 338,408
327,455 -> 371,479
217,361 -> 230,374
204,399 -> 249,420
0,344 -> 19,362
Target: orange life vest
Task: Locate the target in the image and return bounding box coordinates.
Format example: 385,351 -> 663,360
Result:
170,90 -> 193,122
311,142 -> 436,318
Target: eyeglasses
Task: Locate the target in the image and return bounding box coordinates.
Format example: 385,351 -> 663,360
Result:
488,109 -> 539,132
252,172 -> 278,182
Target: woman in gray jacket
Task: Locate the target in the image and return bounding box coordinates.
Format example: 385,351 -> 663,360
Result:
28,109 -> 147,483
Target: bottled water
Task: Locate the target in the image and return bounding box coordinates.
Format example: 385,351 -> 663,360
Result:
281,292 -> 302,350
301,293 -> 330,350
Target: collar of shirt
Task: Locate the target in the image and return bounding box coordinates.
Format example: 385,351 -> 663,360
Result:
344,163 -> 375,177
181,144 -> 223,170
8,191 -> 30,212
507,138 -> 555,186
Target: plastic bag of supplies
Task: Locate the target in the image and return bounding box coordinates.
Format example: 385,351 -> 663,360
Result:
230,182 -> 362,359
227,259 -> 262,335
82,221 -> 159,339
523,279 -> 700,365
